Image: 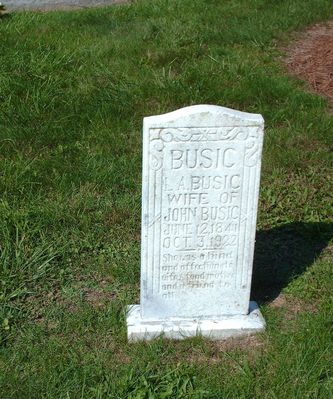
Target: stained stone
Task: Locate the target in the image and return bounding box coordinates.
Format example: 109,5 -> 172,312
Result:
127,105 -> 266,341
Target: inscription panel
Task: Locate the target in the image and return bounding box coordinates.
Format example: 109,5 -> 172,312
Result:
141,107 -> 264,320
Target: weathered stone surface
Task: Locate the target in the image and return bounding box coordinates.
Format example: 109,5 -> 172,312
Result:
127,105 -> 265,341
128,302 -> 265,341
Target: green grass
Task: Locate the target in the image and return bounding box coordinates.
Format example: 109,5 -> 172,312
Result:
0,0 -> 333,397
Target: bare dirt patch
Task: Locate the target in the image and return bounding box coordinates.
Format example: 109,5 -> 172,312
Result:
284,20 -> 333,105
268,293 -> 318,332
69,273 -> 119,310
167,334 -> 266,366
270,293 -> 317,316
82,285 -> 117,309
23,273 -> 119,324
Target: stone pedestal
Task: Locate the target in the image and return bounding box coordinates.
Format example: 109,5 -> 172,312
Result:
127,301 -> 265,341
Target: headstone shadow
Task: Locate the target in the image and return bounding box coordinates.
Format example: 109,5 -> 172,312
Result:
251,221 -> 333,304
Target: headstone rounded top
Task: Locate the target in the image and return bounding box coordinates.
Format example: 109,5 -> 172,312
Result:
144,105 -> 264,128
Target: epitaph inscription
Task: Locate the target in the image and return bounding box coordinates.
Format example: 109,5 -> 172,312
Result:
127,105 -> 265,340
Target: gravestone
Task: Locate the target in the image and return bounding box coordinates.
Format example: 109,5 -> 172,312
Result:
127,105 -> 266,341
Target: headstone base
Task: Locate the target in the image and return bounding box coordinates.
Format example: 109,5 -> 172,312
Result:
127,301 -> 265,342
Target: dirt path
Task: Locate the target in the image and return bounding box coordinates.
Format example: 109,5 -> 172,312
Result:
285,21 -> 333,105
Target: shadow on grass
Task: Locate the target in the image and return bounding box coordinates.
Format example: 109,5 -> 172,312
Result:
0,13 -> 12,20
251,222 -> 333,304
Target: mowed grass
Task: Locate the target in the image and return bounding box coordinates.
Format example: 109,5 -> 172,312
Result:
0,0 -> 333,397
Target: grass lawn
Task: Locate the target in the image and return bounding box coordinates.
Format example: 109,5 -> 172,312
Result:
1,0 -> 333,397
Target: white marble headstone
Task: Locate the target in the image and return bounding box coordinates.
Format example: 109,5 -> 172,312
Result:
127,105 -> 266,341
